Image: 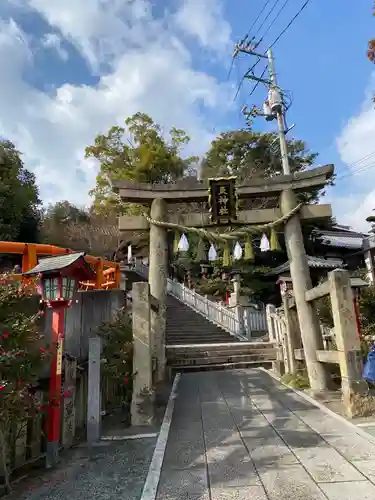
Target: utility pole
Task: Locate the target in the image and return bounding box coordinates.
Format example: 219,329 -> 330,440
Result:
235,41 -> 330,393
266,48 -> 290,175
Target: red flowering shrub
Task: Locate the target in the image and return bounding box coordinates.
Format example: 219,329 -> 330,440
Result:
0,273 -> 50,491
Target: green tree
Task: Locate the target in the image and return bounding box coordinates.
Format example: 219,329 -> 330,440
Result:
86,112 -> 198,214
0,140 -> 41,242
200,128 -> 327,203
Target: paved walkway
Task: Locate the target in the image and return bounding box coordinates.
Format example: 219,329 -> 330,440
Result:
156,369 -> 375,500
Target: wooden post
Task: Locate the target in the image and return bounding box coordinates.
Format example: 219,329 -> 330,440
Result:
46,307 -> 64,468
131,282 -> 154,426
87,336 -> 101,443
62,357 -> 77,448
328,269 -> 368,417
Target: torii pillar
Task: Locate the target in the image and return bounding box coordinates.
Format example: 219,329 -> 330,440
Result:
149,198 -> 168,383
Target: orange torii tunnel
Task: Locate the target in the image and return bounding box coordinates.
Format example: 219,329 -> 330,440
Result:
0,241 -> 121,290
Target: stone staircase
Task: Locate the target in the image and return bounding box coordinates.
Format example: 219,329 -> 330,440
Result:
166,295 -> 276,372
123,263 -> 276,372
166,295 -> 235,345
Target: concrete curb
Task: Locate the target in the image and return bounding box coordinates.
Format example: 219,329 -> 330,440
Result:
258,367 -> 375,444
139,373 -> 181,500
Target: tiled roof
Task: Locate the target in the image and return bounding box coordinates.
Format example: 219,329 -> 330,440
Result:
23,252 -> 86,275
266,256 -> 344,277
319,234 -> 363,249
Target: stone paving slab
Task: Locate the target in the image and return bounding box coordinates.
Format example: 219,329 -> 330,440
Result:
155,369 -> 375,500
319,481 -> 375,500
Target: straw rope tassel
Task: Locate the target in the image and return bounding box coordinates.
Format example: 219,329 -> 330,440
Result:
173,231 -> 180,255
270,227 -> 282,252
195,238 -> 206,262
222,241 -> 231,267
244,233 -> 254,261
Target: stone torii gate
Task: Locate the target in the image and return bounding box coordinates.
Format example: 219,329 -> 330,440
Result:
114,165 -> 334,392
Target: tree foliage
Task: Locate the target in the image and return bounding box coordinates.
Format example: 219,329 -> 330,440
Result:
201,128 -> 325,203
86,113 -> 198,214
41,201 -> 119,258
367,4 -> 375,63
0,140 -> 41,242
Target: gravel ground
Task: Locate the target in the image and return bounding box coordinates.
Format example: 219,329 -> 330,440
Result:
4,438 -> 156,500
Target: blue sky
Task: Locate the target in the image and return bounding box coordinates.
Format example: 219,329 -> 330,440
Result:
0,0 -> 374,230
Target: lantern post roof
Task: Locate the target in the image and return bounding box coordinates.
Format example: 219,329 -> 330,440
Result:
23,252 -> 95,280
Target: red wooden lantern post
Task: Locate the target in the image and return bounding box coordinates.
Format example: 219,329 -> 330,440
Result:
23,252 -> 94,468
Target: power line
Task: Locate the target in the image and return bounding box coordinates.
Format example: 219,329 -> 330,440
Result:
245,0 -> 273,39
254,0 -> 283,40
258,0 -> 291,44
249,65 -> 268,96
232,58 -> 262,103
336,161 -> 375,182
268,0 -> 313,50
346,150 -> 375,169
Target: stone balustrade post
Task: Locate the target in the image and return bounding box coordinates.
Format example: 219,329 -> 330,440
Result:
328,269 -> 368,417
131,282 -> 154,426
266,304 -> 276,342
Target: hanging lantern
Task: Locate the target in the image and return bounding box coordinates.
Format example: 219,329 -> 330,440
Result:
233,241 -> 243,261
260,233 -> 270,252
127,245 -> 132,263
178,233 -> 189,252
208,244 -> 217,262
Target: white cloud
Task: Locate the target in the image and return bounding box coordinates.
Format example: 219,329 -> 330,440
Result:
174,0 -> 232,54
334,73 -> 375,232
0,1 -> 232,206
41,32 -> 68,61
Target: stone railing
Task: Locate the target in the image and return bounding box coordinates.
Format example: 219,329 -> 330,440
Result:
127,261 -> 267,340
267,269 -> 368,417
166,278 -> 246,339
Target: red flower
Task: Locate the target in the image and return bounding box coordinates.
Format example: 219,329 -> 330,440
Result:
39,347 -> 45,354
17,380 -> 23,386
63,390 -> 71,398
2,332 -> 9,339
123,377 -> 129,383
0,385 -> 5,391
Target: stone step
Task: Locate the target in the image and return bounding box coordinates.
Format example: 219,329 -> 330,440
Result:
167,347 -> 276,358
169,360 -> 273,372
167,333 -> 234,344
166,342 -> 273,352
167,328 -> 232,334
168,352 -> 276,360
167,333 -> 233,339
167,339 -> 235,345
169,352 -> 276,366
